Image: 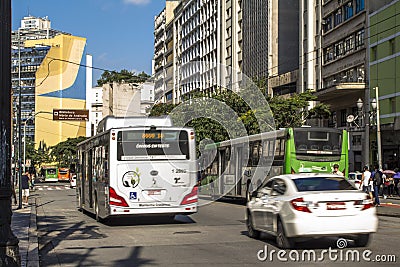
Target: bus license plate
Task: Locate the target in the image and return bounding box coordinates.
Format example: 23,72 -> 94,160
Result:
147,189 -> 162,196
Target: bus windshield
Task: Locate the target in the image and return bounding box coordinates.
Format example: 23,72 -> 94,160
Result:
294,128 -> 342,157
117,130 -> 189,160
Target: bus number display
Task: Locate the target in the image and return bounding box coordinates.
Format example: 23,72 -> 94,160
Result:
142,133 -> 164,139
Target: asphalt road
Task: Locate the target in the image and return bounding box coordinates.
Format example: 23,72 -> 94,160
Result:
33,183 -> 399,266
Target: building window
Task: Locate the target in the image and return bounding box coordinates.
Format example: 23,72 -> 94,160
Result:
334,42 -> 344,59
390,98 -> 396,113
334,9 -> 342,27
389,39 -> 396,55
355,29 -> 364,50
323,16 -> 332,32
352,135 -> 361,146
356,0 -> 364,13
344,36 -> 354,54
340,109 -> 347,127
344,2 -> 353,20
371,46 -> 377,61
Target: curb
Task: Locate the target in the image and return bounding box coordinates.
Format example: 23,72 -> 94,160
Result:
27,198 -> 39,267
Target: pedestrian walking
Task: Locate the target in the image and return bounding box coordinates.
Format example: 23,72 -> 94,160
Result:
360,166 -> 373,200
372,166 -> 383,206
21,171 -> 30,205
388,175 -> 395,197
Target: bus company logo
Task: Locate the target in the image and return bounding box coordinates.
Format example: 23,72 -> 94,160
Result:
122,168 -> 141,188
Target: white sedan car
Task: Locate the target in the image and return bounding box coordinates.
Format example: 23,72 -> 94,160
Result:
246,173 -> 378,249
69,174 -> 77,188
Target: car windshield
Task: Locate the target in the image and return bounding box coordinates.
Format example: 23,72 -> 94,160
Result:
293,177 -> 356,191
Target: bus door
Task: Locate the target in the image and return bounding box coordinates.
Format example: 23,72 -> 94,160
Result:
88,149 -> 93,208
235,147 -> 243,196
218,149 -> 225,195
81,152 -> 86,205
220,147 -> 235,196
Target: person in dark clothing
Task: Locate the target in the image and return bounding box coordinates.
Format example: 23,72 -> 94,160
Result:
21,172 -> 30,205
372,166 -> 383,206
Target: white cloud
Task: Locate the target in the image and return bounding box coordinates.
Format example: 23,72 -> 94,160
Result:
123,0 -> 151,5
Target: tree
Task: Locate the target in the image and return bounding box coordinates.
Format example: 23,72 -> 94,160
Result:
97,69 -> 150,86
267,91 -> 331,128
49,136 -> 86,167
149,103 -> 177,116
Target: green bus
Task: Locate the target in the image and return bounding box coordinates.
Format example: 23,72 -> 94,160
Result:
200,127 -> 348,200
41,166 -> 58,182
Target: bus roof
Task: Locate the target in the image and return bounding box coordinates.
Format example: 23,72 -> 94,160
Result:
97,115 -> 173,134
203,127 -> 346,150
204,129 -> 287,150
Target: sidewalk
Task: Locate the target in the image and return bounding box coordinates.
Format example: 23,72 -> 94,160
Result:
11,198 -> 39,267
376,195 -> 400,218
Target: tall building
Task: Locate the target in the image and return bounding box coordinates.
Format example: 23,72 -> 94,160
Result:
11,16 -> 68,142
267,0 -> 299,96
241,0 -> 268,79
153,8 -> 166,102
369,0 -> 400,169
305,0 -> 392,171
174,0 -> 219,101
12,16 -> 87,148
154,1 -> 300,102
153,1 -> 181,103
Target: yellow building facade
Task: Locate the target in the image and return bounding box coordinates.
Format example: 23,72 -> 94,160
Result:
25,34 -> 87,148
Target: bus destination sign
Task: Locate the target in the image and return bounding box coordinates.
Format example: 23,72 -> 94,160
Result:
53,109 -> 89,121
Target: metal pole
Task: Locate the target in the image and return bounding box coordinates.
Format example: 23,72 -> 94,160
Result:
23,122 -> 26,173
364,87 -> 370,169
0,0 -> 21,264
17,29 -> 23,210
375,87 -> 383,169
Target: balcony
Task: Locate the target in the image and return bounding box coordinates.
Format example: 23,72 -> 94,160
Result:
314,82 -> 365,102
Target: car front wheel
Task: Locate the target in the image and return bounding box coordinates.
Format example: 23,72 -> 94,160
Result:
246,211 -> 260,239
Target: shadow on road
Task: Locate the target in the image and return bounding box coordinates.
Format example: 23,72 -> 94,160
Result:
240,230 -> 366,249
102,213 -> 196,227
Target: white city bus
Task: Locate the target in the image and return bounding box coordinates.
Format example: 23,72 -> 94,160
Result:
76,116 -> 198,221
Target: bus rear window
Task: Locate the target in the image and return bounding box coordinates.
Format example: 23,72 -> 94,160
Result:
117,130 -> 190,160
294,129 -> 342,154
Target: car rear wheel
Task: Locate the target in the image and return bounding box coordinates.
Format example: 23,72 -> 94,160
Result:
276,220 -> 294,249
246,211 -> 260,239
354,234 -> 370,247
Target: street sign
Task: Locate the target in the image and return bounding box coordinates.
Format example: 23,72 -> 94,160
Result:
53,109 -> 89,121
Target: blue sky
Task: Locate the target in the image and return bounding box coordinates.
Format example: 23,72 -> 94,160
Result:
12,0 -> 165,85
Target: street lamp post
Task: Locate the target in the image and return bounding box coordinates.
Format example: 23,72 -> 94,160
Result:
350,98 -> 379,169
373,87 -> 382,169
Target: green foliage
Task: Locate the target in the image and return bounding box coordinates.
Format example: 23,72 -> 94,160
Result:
49,136 -> 87,167
267,91 -> 331,128
147,89 -> 331,155
149,103 -> 177,116
97,69 -> 150,86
